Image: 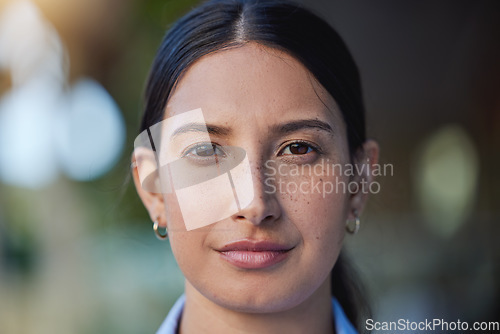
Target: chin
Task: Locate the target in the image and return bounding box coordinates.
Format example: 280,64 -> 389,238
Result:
204,280 -> 314,314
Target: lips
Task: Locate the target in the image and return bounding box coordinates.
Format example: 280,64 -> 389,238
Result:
216,240 -> 294,269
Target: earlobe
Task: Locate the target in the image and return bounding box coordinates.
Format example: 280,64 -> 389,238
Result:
131,150 -> 166,224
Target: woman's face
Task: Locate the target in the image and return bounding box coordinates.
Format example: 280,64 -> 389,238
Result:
140,43 -> 360,313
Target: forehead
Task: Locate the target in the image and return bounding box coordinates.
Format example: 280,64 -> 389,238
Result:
165,42 -> 341,126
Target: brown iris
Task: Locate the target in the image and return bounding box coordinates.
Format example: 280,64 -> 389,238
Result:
289,143 -> 311,155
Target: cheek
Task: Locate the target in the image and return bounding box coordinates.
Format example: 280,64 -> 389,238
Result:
270,174 -> 348,304
278,173 -> 349,264
278,172 -> 350,230
161,193 -> 208,274
162,192 -> 184,231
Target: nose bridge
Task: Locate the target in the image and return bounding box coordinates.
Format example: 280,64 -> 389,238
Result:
233,148 -> 280,225
245,147 -> 275,198
248,154 -> 266,195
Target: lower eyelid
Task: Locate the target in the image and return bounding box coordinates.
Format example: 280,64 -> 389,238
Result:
280,154 -> 319,165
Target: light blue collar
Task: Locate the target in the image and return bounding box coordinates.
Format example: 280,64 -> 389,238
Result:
156,294 -> 358,334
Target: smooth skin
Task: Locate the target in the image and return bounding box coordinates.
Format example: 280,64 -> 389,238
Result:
133,43 -> 379,334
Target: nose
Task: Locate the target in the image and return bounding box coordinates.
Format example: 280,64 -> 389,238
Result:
231,158 -> 281,226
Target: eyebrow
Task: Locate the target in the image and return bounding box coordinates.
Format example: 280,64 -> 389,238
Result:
271,119 -> 334,135
170,119 -> 333,139
171,122 -> 232,138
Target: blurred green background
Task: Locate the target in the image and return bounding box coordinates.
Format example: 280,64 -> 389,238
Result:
0,0 -> 498,333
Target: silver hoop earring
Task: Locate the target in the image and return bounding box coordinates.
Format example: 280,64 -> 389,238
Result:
153,217 -> 168,240
345,212 -> 360,235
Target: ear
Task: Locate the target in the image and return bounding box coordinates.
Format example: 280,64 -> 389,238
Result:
131,148 -> 167,227
348,139 -> 379,219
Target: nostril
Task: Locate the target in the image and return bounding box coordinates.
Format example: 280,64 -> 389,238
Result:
264,214 -> 274,221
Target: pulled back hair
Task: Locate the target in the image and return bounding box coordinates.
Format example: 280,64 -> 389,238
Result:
140,0 -> 370,330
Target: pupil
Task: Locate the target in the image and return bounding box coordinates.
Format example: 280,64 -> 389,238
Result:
290,143 -> 308,154
196,145 -> 215,156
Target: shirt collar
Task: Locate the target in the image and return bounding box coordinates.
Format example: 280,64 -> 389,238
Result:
156,294 -> 358,334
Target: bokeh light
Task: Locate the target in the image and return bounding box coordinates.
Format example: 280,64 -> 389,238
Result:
414,125 -> 479,238
0,0 -> 125,188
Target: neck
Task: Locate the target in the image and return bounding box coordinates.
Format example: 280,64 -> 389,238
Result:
179,278 -> 334,334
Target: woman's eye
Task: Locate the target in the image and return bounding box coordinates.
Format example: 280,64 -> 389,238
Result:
184,143 -> 225,158
280,142 -> 315,155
